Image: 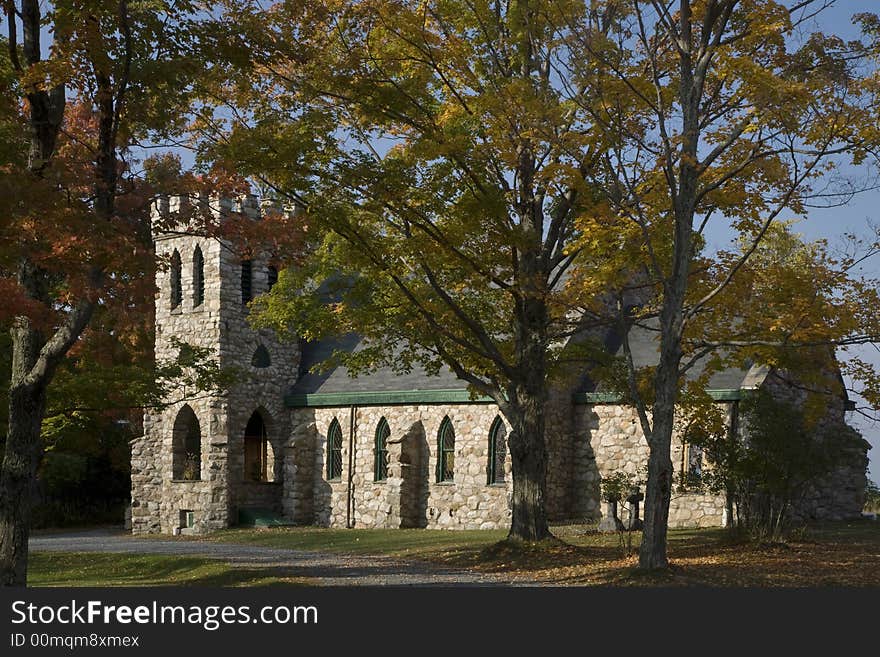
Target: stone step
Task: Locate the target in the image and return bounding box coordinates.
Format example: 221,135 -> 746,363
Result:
237,507 -> 293,528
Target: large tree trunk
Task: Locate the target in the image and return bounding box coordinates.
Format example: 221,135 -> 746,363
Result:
507,392 -> 550,541
506,283 -> 552,542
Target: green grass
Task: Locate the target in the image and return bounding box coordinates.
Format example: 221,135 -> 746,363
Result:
201,526 -> 510,559
28,552 -> 305,587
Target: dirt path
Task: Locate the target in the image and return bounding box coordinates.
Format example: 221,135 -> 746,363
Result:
29,528 -> 513,586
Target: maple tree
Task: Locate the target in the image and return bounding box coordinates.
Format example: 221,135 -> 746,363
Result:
560,0 -> 880,569
0,1 -> 208,586
195,1 -> 880,559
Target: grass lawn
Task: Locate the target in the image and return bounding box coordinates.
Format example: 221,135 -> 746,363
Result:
28,552 -> 305,587
28,520 -> 880,586
201,519 -> 880,586
201,526 -> 509,558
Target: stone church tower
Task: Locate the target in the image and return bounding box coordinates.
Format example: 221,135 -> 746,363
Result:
130,195 -> 301,534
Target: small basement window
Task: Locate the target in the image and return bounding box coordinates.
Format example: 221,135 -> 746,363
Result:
179,509 -> 194,529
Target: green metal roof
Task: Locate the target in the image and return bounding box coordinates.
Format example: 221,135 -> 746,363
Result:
285,387 -> 744,408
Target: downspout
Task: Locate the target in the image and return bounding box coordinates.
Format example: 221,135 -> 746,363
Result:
347,404 -> 356,529
726,399 -> 740,528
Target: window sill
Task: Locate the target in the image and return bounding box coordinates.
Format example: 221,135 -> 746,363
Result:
171,479 -> 202,484
434,481 -> 455,486
487,482 -> 507,488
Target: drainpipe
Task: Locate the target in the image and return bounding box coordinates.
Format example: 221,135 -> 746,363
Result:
347,404 -> 356,529
725,399 -> 740,528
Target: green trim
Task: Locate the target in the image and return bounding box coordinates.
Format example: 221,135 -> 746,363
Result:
286,388 -> 492,408
572,388 -> 744,405
287,386 -> 746,408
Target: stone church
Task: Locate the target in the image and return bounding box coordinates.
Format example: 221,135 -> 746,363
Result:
130,196 -> 869,535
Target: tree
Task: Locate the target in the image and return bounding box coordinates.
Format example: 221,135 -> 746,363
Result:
198,0 -> 643,542
0,1 -> 204,586
681,388 -> 865,543
560,0 -> 880,569
195,1 -> 880,551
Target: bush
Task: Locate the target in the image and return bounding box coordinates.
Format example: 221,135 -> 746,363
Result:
601,471 -> 638,502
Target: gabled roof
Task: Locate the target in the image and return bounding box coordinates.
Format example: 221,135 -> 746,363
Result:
285,320 -> 766,407
573,318 -> 760,396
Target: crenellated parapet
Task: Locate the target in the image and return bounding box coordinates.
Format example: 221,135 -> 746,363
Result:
150,193 -> 302,239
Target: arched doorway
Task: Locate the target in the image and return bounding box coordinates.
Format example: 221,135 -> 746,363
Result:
243,410 -> 275,482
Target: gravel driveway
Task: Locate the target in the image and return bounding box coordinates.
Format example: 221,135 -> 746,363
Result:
29,528 -> 511,586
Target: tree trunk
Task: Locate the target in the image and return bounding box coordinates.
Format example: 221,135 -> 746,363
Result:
639,420 -> 674,570
0,316 -> 47,586
507,392 -> 550,541
638,291 -> 686,570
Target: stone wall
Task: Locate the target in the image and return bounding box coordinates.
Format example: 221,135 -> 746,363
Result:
755,369 -> 869,522
294,404 -> 516,530
544,389 -> 579,521
133,396 -> 232,534
573,403 -> 728,529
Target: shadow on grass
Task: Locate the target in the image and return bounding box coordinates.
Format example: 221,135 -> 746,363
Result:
28,553 -> 305,587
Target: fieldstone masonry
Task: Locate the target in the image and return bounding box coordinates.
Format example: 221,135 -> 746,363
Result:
131,195 -> 870,535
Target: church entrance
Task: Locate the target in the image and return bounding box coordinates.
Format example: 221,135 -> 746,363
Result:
243,411 -> 274,482
237,409 -> 283,521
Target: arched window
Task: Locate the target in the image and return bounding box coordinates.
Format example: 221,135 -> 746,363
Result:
241,259 -> 253,304
243,410 -> 274,482
251,344 -> 271,368
192,246 -> 204,307
267,265 -> 278,290
172,405 -> 201,480
327,418 -> 343,481
437,416 -> 455,482
687,444 -> 703,479
374,417 -> 390,482
170,249 -> 182,310
487,416 -> 507,485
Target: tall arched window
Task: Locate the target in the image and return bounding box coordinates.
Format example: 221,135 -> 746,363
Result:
243,410 -> 274,482
172,405 -> 201,480
487,416 -> 507,484
327,418 -> 343,481
170,249 -> 182,310
267,265 -> 278,290
241,259 -> 253,304
374,417 -> 390,482
437,416 -> 455,482
192,246 -> 204,307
